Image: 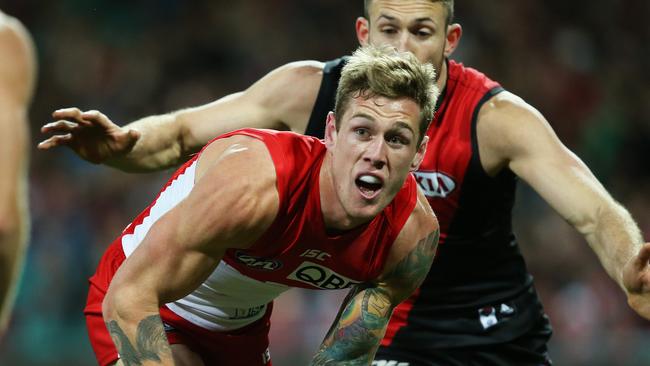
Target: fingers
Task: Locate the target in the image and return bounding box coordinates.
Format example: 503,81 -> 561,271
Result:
80,109 -> 114,128
37,133 -> 72,150
631,243 -> 650,271
51,108 -> 114,128
40,120 -> 82,134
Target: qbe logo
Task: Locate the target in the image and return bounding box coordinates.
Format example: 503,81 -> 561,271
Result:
413,171 -> 456,198
287,261 -> 361,289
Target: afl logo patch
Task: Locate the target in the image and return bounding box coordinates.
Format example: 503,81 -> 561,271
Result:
413,171 -> 456,198
234,251 -> 282,271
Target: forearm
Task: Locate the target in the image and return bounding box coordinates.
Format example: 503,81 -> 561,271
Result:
0,170 -> 29,332
311,287 -> 391,365
103,287 -> 174,365
583,200 -> 644,289
0,212 -> 28,332
107,113 -> 190,172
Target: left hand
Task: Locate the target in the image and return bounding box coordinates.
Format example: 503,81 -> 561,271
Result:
622,242 -> 650,320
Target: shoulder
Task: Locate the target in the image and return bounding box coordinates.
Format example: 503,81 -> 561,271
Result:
260,60 -> 325,89
476,90 -> 557,173
384,188 -> 439,273
0,12 -> 36,101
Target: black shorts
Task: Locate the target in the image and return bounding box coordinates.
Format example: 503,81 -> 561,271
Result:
374,316 -> 553,366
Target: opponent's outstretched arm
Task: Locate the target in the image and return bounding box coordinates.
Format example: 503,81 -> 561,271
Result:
38,61 -> 323,172
312,193 -> 439,365
102,136 -> 279,365
477,91 -> 650,319
0,11 -> 36,334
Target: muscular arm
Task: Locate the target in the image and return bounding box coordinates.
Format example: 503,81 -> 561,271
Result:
102,136 -> 279,364
0,12 -> 36,333
312,192 -> 439,365
41,61 -> 324,172
477,91 -> 649,316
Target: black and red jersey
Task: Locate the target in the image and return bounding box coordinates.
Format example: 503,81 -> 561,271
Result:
306,58 -> 549,349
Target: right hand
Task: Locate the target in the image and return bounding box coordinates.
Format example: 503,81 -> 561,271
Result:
38,108 -> 140,164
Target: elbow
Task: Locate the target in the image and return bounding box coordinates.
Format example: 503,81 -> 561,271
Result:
102,283 -> 145,324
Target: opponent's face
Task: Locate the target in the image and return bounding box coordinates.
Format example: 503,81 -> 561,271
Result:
325,95 -> 427,223
357,0 -> 460,83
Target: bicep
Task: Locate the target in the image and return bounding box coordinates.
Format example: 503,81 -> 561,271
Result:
109,137 -> 280,304
491,99 -> 611,228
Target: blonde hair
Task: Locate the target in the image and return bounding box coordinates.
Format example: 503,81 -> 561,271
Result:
335,45 -> 439,142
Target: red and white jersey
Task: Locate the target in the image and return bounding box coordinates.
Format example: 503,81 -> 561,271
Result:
115,129 -> 417,331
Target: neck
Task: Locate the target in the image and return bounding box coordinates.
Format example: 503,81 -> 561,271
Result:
319,154 -> 371,231
435,58 -> 449,94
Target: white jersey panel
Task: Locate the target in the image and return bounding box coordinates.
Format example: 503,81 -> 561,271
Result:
121,161 -> 197,257
167,261 -> 290,331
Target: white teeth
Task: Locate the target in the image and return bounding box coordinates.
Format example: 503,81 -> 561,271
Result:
359,175 -> 381,185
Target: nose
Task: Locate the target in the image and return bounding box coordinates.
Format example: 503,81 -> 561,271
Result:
395,32 -> 413,53
364,138 -> 387,170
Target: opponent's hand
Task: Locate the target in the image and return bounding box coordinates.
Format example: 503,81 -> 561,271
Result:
622,242 -> 650,320
38,108 -> 140,164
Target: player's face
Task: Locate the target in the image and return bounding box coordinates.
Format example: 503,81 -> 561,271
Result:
324,95 -> 427,224
359,0 -> 452,82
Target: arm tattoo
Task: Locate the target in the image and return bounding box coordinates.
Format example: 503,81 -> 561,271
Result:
105,315 -> 172,365
311,229 -> 439,365
385,229 -> 439,296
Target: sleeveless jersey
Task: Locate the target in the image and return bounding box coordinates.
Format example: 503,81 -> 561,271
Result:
115,129 -> 418,332
307,59 -> 548,349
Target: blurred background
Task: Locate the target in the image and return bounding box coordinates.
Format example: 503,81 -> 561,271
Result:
0,0 -> 648,364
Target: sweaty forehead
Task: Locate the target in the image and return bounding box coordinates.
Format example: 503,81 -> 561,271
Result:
369,0 -> 445,24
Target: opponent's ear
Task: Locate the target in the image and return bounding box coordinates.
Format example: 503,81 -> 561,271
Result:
356,17 -> 370,46
324,112 -> 338,149
410,136 -> 429,171
444,23 -> 462,57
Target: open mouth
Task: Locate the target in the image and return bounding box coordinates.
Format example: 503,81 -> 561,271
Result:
355,174 -> 384,199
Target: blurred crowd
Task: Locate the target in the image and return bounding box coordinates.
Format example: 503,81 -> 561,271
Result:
0,0 -> 648,365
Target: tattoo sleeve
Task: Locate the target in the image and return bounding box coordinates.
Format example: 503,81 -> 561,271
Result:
311,229 -> 440,365
105,314 -> 172,365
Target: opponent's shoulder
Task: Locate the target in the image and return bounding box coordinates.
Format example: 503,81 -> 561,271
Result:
245,60 -> 325,133
476,90 -> 558,175
478,91 -> 553,151
479,90 -> 544,125
258,60 -> 325,89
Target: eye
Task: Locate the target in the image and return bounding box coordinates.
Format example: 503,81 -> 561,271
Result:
387,134 -> 409,146
354,128 -> 370,138
413,28 -> 433,38
380,26 -> 398,35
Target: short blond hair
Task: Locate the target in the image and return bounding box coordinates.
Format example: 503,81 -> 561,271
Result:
335,45 -> 439,142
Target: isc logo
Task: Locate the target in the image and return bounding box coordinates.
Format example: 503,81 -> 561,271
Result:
413,171 -> 456,198
287,261 -> 361,290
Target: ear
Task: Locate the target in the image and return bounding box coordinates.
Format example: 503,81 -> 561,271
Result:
410,136 -> 429,171
356,17 -> 370,46
444,23 -> 462,57
324,112 -> 338,149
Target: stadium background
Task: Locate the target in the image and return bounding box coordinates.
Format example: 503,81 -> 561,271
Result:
0,0 -> 648,364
